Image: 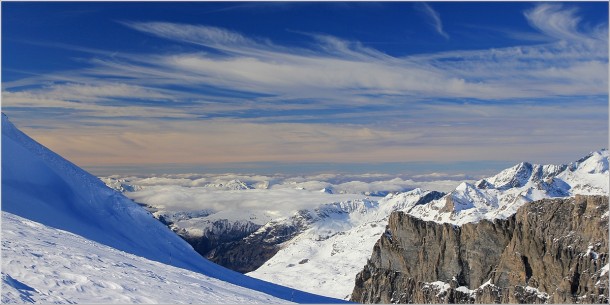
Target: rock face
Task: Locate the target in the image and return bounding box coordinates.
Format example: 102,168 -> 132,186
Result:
178,219 -> 263,273
170,209 -> 314,273
351,195 -> 608,304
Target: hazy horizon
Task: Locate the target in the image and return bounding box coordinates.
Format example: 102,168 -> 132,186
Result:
85,160 -> 516,178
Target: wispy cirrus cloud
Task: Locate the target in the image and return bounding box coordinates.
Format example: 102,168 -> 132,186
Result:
525,3 -> 607,42
5,3 -> 607,110
116,8 -> 606,100
2,3 -> 607,169
414,2 -> 449,40
120,21 -> 262,54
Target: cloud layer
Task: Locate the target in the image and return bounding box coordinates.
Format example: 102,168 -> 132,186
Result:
108,172 -> 467,217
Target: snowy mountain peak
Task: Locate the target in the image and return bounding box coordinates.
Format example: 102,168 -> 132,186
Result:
382,187 -> 424,201
408,150 -> 609,225
206,179 -> 253,190
446,182 -> 497,211
380,188 -> 445,213
404,187 -> 425,196
249,150 -> 607,299
455,181 -> 474,192
570,149 -> 609,174
486,161 -> 534,190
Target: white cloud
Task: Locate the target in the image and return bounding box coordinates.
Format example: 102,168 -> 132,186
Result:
125,184 -> 367,217
116,16 -> 607,99
524,3 -> 604,42
416,3 -> 450,40
110,173 -> 467,217
121,21 -> 261,54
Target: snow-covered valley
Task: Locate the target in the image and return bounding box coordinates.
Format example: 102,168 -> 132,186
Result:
100,170 -> 465,276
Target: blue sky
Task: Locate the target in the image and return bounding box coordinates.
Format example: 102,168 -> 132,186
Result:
2,1 -> 608,176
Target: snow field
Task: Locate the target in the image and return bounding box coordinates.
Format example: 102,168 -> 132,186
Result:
1,212 -> 290,304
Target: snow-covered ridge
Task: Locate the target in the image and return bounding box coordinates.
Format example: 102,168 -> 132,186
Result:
409,149 -> 609,225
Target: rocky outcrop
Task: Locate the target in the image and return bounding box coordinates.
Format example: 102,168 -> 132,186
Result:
178,219 -> 263,273
202,214 -> 313,273
171,209 -> 315,273
351,195 -> 608,303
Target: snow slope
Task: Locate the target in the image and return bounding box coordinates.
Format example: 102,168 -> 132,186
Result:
1,212 -> 288,304
0,113 -> 343,304
248,189 -> 444,299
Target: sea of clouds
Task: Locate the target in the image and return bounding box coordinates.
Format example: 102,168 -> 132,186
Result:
102,172 -> 474,218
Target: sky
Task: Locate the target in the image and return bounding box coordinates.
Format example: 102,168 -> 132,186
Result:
2,1 -> 608,176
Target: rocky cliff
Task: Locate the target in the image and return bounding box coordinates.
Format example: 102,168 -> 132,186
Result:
172,208 -> 315,273
351,195 -> 608,304
177,219 -> 264,273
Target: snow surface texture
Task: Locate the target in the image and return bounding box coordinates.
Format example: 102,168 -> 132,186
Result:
0,113 -> 343,304
1,212 -> 289,304
249,150 -> 609,299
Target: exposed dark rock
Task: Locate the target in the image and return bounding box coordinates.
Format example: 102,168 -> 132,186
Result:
414,191 -> 446,207
351,195 -> 608,304
178,219 -> 263,273
170,209 -> 315,273
476,179 -> 493,189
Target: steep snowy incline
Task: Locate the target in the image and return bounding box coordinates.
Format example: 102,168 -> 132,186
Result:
1,212 -> 289,304
0,114 -> 343,304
